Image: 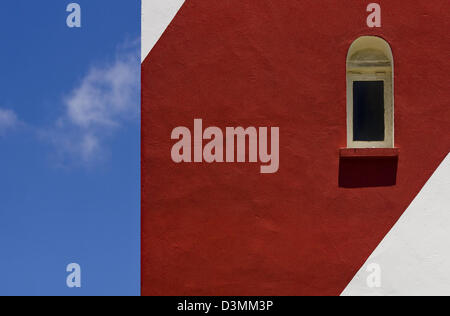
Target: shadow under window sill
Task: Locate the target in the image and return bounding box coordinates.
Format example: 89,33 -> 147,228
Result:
339,147 -> 399,188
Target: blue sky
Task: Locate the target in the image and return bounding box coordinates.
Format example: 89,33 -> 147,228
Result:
0,1 -> 140,295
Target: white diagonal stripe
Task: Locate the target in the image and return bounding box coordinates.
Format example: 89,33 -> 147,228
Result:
141,0 -> 185,63
342,153 -> 450,296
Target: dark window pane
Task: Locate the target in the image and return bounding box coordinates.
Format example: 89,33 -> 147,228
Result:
353,81 -> 385,141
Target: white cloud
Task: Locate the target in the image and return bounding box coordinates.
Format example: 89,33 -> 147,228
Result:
0,108 -> 18,134
66,56 -> 138,128
79,133 -> 100,161
46,44 -> 140,164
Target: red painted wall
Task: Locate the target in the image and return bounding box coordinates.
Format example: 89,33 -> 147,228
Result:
142,0 -> 450,295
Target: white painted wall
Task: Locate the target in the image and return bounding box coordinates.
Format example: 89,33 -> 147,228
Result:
141,0 -> 185,63
342,153 -> 450,296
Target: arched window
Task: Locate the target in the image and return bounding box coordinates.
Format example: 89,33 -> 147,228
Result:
347,36 -> 394,148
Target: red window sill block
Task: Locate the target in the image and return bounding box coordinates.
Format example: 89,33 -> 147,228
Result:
340,148 -> 400,158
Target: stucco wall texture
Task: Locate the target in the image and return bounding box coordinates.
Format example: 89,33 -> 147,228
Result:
141,0 -> 450,295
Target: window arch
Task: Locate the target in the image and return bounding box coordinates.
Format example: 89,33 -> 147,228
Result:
346,36 -> 394,148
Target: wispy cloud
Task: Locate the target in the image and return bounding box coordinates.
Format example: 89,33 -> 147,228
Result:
65,55 -> 139,128
0,108 -> 18,135
44,43 -> 140,164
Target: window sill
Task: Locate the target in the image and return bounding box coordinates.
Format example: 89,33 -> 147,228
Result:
340,148 -> 399,158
